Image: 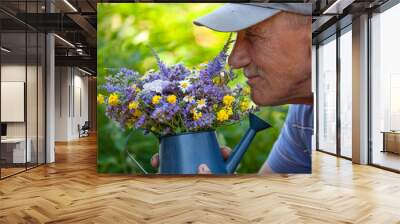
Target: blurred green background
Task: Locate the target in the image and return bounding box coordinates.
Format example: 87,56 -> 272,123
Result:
97,3 -> 288,174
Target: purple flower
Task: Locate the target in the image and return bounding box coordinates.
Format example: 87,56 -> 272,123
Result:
200,33 -> 233,80
135,115 -> 146,129
150,48 -> 170,77
150,101 -> 180,123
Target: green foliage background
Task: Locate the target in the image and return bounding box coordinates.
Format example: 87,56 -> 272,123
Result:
97,3 -> 288,174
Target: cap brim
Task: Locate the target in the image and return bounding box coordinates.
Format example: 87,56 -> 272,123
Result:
193,3 -> 281,32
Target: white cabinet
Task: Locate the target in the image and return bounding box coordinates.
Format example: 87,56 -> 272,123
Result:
1,138 -> 32,163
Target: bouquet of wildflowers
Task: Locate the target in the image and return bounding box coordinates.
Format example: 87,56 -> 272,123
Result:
98,37 -> 257,136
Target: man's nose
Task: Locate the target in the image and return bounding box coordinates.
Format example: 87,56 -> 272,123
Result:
228,38 -> 251,69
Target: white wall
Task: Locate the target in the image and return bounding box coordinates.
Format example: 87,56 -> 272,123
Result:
72,72 -> 89,138
1,65 -> 26,139
1,82 -> 25,122
54,67 -> 89,141
55,66 -> 69,141
1,63 -> 46,164
1,65 -> 41,137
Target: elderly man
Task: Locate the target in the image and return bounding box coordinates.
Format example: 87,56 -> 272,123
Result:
152,3 -> 313,174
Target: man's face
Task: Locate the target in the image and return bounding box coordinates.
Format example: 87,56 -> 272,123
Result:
228,12 -> 312,106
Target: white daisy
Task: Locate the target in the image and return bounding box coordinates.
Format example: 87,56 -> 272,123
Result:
183,95 -> 195,103
179,80 -> 191,93
196,99 -> 207,109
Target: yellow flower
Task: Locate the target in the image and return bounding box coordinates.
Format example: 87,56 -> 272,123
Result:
132,84 -> 141,93
193,111 -> 202,121
126,121 -> 133,129
108,93 -> 119,106
212,77 -> 221,85
133,110 -> 142,117
166,95 -> 177,104
152,95 -> 162,105
240,100 -> 250,112
223,95 -> 235,106
97,94 -> 105,104
243,87 -> 251,95
213,104 -> 218,110
128,101 -> 139,110
226,106 -> 233,116
216,109 -> 229,122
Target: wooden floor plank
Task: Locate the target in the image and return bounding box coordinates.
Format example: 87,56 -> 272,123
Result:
0,134 -> 400,223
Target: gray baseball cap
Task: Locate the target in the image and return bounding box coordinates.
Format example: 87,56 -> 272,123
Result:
194,3 -> 312,32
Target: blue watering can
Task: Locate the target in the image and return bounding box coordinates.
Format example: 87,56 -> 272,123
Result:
158,113 -> 271,174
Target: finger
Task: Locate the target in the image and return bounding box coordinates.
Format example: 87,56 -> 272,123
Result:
220,146 -> 232,160
150,153 -> 159,168
198,164 -> 212,174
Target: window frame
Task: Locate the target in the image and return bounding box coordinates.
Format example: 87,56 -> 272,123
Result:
315,23 -> 353,160
368,0 -> 400,173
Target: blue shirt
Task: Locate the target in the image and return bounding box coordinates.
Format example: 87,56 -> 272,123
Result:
266,104 -> 314,173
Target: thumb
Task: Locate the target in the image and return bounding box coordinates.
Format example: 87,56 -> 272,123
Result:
150,153 -> 159,168
198,164 -> 212,174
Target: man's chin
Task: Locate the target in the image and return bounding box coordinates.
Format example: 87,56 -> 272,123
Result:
251,94 -> 313,106
251,94 -> 281,106
251,95 -> 313,106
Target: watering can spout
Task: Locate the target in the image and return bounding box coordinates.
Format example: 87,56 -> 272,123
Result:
225,113 -> 271,173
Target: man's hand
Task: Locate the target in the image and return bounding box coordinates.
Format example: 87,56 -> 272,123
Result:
150,146 -> 232,174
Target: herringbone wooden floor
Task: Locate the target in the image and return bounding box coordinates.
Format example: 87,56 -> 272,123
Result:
1,135 -> 400,224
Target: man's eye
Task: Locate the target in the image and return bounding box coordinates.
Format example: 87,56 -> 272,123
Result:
246,31 -> 263,39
